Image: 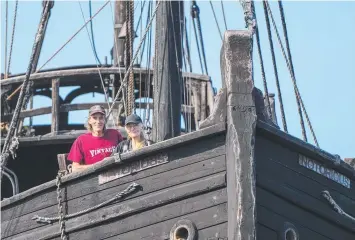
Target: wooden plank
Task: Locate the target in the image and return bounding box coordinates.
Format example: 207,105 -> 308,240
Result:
257,183 -> 355,239
56,154 -> 68,172
98,152 -> 169,185
1,123 -> 225,210
255,135 -> 355,200
51,78 -> 60,134
197,222 -> 228,240
222,30 -> 257,240
256,224 -> 278,240
299,154 -> 350,188
1,67 -> 210,86
200,81 -> 207,120
76,204 -> 227,240
257,121 -> 355,177
257,154 -> 355,216
9,174 -> 226,240
1,154 -> 226,235
257,205 -> 332,240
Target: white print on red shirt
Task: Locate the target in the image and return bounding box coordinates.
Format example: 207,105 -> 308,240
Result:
89,146 -> 117,157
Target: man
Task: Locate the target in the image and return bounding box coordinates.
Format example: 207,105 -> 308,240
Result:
68,105 -> 123,172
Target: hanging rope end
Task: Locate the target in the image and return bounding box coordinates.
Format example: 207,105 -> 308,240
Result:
32,215 -> 53,224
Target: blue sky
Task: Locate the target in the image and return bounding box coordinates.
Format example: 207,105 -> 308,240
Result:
1,0 -> 354,158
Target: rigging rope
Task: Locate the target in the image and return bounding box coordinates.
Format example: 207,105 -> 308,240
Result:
6,0 -> 110,101
78,1 -> 111,113
252,2 -> 272,118
184,17 -> 193,73
88,0 -> 102,65
4,1 -> 8,78
220,0 -> 228,31
106,0 -> 161,119
191,1 -> 209,76
143,2 -> 153,128
7,0 -> 19,77
126,0 -> 135,115
262,0 -> 288,132
195,6 -> 209,76
209,0 -> 223,40
38,0 -> 110,72
265,1 -> 319,146
0,0 -> 52,180
109,0 -> 126,119
191,19 -> 204,74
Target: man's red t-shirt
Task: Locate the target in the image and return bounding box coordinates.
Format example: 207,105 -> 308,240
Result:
68,129 -> 123,165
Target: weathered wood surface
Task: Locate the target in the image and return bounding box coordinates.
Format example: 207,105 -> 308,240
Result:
257,154 -> 355,217
113,0 -> 126,67
1,125 -> 225,213
1,66 -> 210,86
8,173 -> 226,240
257,120 -> 355,177
51,78 -> 60,134
152,0 -> 184,142
258,205 -> 334,240
2,130 -> 226,238
199,88 -> 226,129
256,186 -> 355,239
1,123 -> 224,204
255,126 -> 355,239
2,155 -> 226,239
222,30 -> 257,240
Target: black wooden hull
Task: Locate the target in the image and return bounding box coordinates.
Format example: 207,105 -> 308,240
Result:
1,122 -> 354,240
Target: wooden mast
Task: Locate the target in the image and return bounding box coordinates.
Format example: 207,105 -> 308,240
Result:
113,0 -> 126,67
152,1 -> 184,142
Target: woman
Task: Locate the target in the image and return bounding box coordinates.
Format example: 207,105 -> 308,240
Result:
118,114 -> 152,153
67,105 -> 123,172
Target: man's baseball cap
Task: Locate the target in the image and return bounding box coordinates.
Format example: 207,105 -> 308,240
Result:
125,114 -> 142,125
89,105 -> 106,116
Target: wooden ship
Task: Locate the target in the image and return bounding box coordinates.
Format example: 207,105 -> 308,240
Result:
1,1 -> 354,240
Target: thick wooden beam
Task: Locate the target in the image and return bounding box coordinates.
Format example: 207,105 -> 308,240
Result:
264,93 -> 278,127
200,81 -> 207,121
51,78 -> 60,134
221,30 -> 256,240
152,1 -> 184,142
1,67 -> 210,86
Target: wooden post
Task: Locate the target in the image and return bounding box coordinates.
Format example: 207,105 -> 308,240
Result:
221,30 -> 257,240
152,1 -> 184,142
200,81 -> 207,121
113,0 -> 126,67
51,78 -> 60,134
264,93 -> 278,126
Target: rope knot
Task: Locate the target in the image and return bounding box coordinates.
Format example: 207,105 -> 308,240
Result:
32,215 -> 53,224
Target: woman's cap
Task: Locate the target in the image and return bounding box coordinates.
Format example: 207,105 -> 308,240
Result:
89,105 -> 106,116
125,114 -> 142,125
